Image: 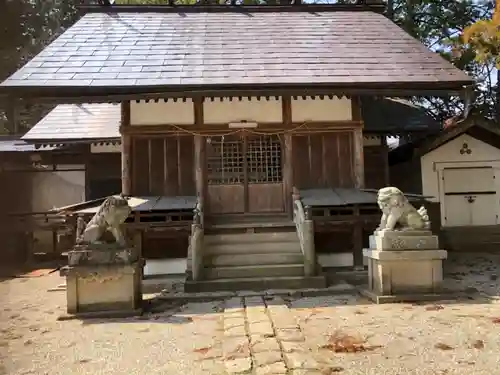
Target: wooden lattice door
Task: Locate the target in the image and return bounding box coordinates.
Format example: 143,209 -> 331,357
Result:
206,134 -> 284,214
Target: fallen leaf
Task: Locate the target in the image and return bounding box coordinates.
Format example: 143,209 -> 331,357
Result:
320,331 -> 382,353
425,305 -> 444,311
435,343 -> 453,351
472,340 -> 485,349
322,367 -> 344,374
354,310 -> 365,315
193,346 -> 211,354
491,317 -> 500,324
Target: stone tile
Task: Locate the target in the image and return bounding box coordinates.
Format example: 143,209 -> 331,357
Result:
224,325 -> 247,337
250,336 -> 281,353
283,352 -> 320,370
273,318 -> 299,330
281,341 -> 309,353
289,371 -> 324,375
245,296 -> 265,308
224,317 -> 245,330
223,336 -> 250,359
255,361 -> 288,375
246,312 -> 269,324
225,357 -> 252,374
253,351 -> 283,367
248,322 -> 274,336
276,328 -> 305,342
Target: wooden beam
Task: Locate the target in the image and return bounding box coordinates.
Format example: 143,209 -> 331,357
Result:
120,101 -> 132,195
282,96 -> 293,217
120,121 -> 363,136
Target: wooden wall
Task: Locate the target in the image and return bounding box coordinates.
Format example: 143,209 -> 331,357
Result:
131,136 -> 196,196
364,145 -> 389,189
292,132 -> 354,189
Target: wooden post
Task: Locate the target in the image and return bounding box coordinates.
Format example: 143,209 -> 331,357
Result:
282,96 -> 293,217
381,135 -> 390,186
351,96 -> 365,189
193,98 -> 206,216
121,101 -> 132,195
353,205 -> 364,269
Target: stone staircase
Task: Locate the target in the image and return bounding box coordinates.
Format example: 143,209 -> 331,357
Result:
440,226 -> 500,252
185,215 -> 326,292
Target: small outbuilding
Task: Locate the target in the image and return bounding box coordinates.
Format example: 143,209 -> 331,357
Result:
390,117 -> 500,251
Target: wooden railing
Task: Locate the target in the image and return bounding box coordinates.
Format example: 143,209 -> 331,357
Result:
292,189 -> 315,277
190,198 -> 204,281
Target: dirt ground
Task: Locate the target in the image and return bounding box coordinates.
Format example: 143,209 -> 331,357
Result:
1,253 -> 500,375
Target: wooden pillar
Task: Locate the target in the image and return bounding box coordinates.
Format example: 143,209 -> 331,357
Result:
121,101 -> 132,195
282,96 -> 293,217
381,135 -> 390,186
193,98 -> 206,214
353,205 -> 364,269
351,96 -> 364,189
6,98 -> 19,135
351,96 -> 365,269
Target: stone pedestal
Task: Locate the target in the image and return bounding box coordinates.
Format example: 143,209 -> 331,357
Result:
361,231 -> 449,304
66,245 -> 143,315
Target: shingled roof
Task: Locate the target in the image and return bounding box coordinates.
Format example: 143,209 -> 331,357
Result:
0,9 -> 472,98
21,103 -> 120,144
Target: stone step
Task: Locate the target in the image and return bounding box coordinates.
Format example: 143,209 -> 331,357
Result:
204,231 -> 298,245
206,252 -> 304,267
205,241 -> 302,255
204,264 -> 304,279
185,275 -> 327,292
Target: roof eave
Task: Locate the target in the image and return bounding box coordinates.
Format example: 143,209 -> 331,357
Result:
0,81 -> 475,104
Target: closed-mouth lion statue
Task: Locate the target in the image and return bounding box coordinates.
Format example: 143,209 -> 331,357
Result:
376,187 -> 430,232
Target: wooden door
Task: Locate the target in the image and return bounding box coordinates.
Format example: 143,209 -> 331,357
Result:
206,134 -> 284,214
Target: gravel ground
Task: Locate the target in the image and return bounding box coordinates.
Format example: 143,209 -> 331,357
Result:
1,253 -> 500,375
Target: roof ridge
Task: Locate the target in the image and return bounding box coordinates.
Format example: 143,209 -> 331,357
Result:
79,3 -> 386,14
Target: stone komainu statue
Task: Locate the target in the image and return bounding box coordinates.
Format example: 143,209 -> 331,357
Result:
76,195 -> 132,247
376,187 -> 431,232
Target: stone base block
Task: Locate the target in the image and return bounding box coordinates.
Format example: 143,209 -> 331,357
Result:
363,248 -> 447,302
66,261 -> 143,314
369,230 -> 439,251
358,287 -> 456,304
68,246 -> 139,266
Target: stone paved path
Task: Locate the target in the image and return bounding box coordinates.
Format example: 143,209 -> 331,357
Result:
5,253 -> 500,374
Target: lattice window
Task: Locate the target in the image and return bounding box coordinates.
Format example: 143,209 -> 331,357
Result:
206,135 -> 282,185
207,136 -> 243,185
247,135 -> 282,183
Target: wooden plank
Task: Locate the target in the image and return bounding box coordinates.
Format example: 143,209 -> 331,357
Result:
291,135 -> 310,189
164,137 -> 179,195
132,138 -> 149,195
338,132 -> 354,188
248,183 -> 284,213
207,185 -> 245,214
149,138 -> 164,195
308,134 -> 324,187
178,136 -> 195,195
323,133 -> 340,188
121,101 -> 132,195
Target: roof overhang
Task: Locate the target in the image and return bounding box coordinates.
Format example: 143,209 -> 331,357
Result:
0,82 -> 474,105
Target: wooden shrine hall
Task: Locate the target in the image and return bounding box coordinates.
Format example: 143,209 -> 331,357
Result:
0,2 -> 473,291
